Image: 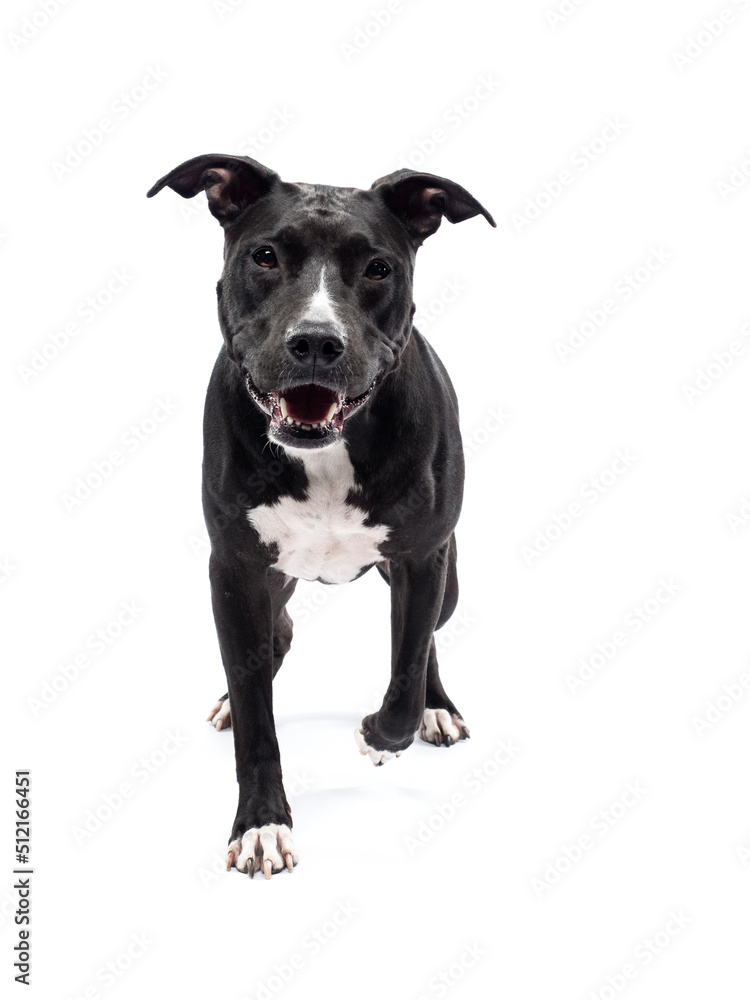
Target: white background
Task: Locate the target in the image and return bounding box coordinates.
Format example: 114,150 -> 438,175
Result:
3,0 -> 750,998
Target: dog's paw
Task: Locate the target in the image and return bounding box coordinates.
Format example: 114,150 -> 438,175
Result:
227,824 -> 298,879
207,696 -> 231,731
354,726 -> 403,766
419,708 -> 470,747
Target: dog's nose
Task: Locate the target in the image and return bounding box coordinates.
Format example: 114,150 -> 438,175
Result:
286,323 -> 345,368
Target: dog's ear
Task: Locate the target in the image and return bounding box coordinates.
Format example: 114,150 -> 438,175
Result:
147,154 -> 279,225
371,169 -> 496,241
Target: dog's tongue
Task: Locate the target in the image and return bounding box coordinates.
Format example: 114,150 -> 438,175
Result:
282,384 -> 339,424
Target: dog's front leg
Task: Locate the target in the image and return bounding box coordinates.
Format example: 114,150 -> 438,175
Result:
356,544 -> 450,765
209,554 -> 298,878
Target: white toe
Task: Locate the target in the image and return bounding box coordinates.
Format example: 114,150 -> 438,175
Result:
208,698 -> 231,730
418,708 -> 469,746
354,726 -> 403,766
228,824 -> 298,877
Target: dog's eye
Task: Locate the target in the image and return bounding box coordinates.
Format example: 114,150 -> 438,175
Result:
364,259 -> 390,280
252,247 -> 277,269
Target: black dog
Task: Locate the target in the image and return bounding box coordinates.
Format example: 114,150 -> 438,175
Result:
148,155 -> 495,877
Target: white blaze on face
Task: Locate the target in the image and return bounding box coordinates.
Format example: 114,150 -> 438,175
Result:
296,266 -> 346,339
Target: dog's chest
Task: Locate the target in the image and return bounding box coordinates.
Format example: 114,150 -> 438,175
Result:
246,444 -> 389,584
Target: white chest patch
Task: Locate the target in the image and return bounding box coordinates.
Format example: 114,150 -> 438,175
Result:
247,442 -> 389,584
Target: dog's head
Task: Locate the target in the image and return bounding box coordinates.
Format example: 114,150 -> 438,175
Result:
148,155 -> 495,450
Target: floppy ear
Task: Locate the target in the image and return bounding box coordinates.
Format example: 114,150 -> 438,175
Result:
147,153 -> 279,225
371,168 -> 496,241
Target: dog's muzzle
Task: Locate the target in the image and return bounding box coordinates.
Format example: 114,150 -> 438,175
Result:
245,376 -> 380,448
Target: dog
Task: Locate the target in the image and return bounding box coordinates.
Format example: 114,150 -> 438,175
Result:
147,155 -> 495,878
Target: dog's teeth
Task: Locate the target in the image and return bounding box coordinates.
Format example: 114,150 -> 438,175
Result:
280,397 -> 288,418
325,403 -> 337,422
301,422 -> 312,430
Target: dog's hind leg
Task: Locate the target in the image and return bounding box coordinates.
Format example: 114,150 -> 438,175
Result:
207,570 -> 297,731
375,535 -> 469,748
420,537 -> 470,745
420,640 -> 471,746
207,692 -> 232,730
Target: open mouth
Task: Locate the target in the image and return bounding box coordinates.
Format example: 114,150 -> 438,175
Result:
245,376 -> 380,445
